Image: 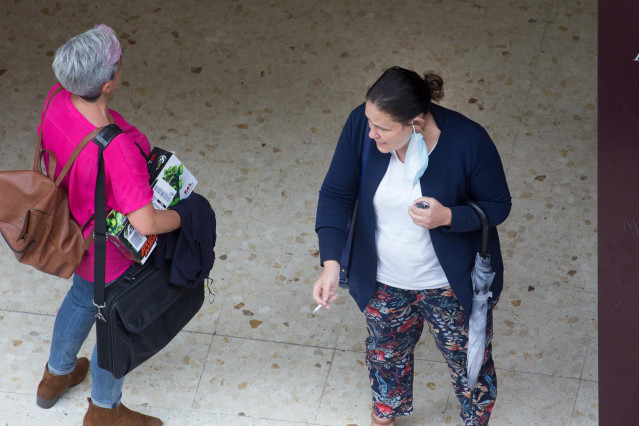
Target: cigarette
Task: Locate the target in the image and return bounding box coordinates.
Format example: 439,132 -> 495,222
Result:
312,304 -> 323,313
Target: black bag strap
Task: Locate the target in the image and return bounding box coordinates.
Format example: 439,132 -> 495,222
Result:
92,124 -> 124,323
338,130 -> 371,285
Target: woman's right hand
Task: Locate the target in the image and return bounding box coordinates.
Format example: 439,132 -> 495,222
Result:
312,260 -> 340,309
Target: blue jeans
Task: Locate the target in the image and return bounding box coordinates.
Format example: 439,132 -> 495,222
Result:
47,273 -> 124,409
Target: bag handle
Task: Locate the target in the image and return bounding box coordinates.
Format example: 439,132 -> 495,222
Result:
38,149 -> 57,180
34,86 -> 104,188
465,200 -> 489,259
54,128 -> 103,187
33,86 -> 64,172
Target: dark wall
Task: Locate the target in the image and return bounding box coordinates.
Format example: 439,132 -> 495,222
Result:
598,0 -> 639,424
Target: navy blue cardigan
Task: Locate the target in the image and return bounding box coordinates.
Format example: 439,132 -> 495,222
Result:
315,103 -> 512,316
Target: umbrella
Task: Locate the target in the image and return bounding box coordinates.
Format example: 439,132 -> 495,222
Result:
465,201 -> 496,413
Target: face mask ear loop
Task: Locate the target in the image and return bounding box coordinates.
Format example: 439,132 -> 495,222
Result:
411,122 -> 417,135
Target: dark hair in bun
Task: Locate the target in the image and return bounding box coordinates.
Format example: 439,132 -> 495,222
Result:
366,66 -> 444,124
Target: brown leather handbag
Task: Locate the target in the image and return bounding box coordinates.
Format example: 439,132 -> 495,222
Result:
0,87 -> 98,278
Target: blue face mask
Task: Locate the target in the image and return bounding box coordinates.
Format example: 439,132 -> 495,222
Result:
404,123 -> 428,186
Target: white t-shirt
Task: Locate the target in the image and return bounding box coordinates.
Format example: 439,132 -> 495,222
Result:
373,150 -> 449,290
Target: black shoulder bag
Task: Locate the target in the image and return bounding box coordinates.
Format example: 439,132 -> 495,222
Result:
92,125 -> 204,379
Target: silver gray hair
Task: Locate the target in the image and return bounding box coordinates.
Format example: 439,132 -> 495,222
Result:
52,24 -> 121,99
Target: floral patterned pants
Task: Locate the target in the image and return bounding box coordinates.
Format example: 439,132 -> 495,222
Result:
364,284 -> 496,425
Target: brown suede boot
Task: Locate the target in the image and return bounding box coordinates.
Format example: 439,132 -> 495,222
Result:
36,357 -> 90,408
83,397 -> 163,426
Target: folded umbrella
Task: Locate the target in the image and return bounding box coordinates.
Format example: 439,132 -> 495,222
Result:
465,201 -> 495,413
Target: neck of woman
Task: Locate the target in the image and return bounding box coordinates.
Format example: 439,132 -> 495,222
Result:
422,112 -> 441,153
396,145 -> 408,163
70,93 -> 114,127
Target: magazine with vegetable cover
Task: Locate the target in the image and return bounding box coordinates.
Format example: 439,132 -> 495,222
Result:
106,147 -> 198,264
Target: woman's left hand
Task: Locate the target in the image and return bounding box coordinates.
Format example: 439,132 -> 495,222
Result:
408,196 -> 452,229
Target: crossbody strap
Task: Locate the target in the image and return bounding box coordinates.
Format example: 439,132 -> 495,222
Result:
339,130 -> 371,283
64,127 -> 105,252
92,124 -> 124,322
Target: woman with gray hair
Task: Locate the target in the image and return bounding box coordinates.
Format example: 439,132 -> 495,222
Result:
35,24 -> 179,425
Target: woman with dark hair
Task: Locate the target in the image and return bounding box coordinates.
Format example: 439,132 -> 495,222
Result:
312,66 -> 511,425
35,24 -> 180,425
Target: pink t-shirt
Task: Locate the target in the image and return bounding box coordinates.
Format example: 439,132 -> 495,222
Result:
39,84 -> 154,282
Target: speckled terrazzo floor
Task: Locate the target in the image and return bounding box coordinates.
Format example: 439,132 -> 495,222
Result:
0,1 -> 597,425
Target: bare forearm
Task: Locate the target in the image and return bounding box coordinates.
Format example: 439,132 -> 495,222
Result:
127,202 -> 181,235
145,209 -> 181,235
